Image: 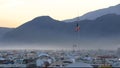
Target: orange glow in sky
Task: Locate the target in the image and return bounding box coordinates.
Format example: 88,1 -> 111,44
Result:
0,0 -> 120,27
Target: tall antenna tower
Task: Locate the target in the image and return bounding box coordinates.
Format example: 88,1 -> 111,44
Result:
73,14 -> 80,52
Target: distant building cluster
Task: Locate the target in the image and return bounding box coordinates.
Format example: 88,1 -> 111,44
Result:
0,49 -> 119,67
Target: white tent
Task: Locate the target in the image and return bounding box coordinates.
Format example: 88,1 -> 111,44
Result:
38,53 -> 49,57
66,62 -> 93,67
0,57 -> 5,60
36,59 -> 44,67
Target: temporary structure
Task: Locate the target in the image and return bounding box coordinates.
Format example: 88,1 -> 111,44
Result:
66,62 -> 93,67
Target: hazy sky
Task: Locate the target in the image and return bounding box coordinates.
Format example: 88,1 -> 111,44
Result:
0,0 -> 120,27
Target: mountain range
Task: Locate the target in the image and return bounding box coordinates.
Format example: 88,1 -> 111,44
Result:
64,4 -> 120,22
0,4 -> 120,49
0,27 -> 13,38
1,14 -> 120,49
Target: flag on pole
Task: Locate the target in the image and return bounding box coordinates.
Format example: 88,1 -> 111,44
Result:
75,23 -> 80,32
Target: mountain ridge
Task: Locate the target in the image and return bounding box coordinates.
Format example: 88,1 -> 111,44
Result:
1,14 -> 120,49
0,27 -> 14,39
64,4 -> 120,22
